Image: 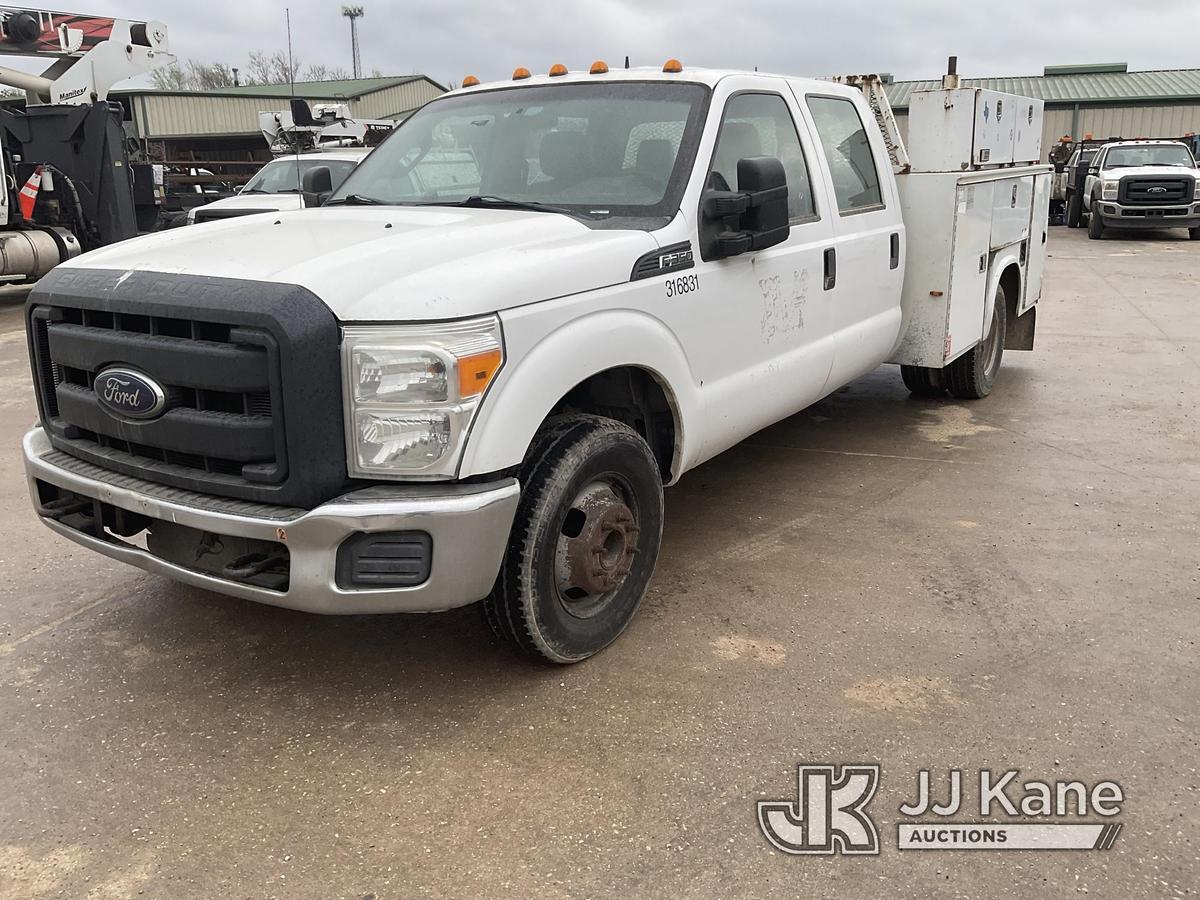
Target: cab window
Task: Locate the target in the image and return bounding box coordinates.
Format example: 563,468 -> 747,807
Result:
806,96 -> 884,214
707,93 -> 816,223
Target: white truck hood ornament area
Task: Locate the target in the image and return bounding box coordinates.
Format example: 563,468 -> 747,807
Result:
64,207 -> 658,321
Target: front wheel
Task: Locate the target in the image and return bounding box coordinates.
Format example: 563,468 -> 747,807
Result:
1189,226 -> 1200,241
945,282 -> 1007,399
1088,204 -> 1105,240
483,414 -> 664,664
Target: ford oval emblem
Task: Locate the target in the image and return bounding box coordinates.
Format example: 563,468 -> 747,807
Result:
94,367 -> 167,420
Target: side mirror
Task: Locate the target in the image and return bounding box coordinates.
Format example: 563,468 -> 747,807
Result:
702,157 -> 790,259
301,165 -> 333,207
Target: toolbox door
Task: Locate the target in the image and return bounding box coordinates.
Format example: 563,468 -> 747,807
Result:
1021,172 -> 1052,314
945,180 -> 994,364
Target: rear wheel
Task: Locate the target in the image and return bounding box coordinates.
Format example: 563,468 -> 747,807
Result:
1189,227 -> 1200,241
946,282 -> 1007,399
900,364 -> 946,397
1065,189 -> 1083,228
1087,202 -> 1105,240
482,414 -> 663,664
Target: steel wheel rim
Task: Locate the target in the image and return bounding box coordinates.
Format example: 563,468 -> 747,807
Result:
553,475 -> 640,619
982,301 -> 1003,380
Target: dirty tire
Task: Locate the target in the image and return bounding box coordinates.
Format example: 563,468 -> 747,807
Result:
1065,189 -> 1083,228
483,414 -> 663,664
1088,204 -> 1105,240
1189,227 -> 1200,241
946,283 -> 1007,400
900,364 -> 946,397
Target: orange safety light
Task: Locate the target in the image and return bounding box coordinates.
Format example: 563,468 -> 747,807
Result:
662,58 -> 683,73
548,63 -> 568,77
590,60 -> 609,75
458,349 -> 503,399
513,66 -> 531,80
462,74 -> 480,88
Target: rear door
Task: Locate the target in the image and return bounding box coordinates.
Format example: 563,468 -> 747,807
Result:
798,90 -> 905,389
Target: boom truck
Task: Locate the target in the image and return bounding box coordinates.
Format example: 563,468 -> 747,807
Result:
0,7 -> 172,281
22,59 -> 1051,663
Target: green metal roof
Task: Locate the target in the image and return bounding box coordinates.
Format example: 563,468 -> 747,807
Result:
123,74 -> 443,101
885,68 -> 1200,110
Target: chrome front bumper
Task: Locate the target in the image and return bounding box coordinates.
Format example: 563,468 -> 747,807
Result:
1095,200 -> 1200,228
23,427 -> 520,614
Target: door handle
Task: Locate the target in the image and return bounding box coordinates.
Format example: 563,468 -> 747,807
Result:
823,247 -> 836,291
889,233 -> 900,270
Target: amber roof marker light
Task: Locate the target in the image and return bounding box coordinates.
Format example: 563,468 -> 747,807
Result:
589,60 -> 609,75
549,63 -> 568,77
512,66 -> 531,80
462,75 -> 480,88
662,58 -> 683,73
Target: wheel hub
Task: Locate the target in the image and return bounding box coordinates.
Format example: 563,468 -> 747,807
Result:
556,481 -> 640,604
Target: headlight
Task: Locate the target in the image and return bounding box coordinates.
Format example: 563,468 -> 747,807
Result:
1194,179 -> 1200,200
1101,179 -> 1119,201
342,316 -> 503,478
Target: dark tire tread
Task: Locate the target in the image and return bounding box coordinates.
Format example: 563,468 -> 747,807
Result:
483,413 -> 661,664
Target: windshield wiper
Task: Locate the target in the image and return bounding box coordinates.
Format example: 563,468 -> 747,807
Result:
325,193 -> 385,206
241,188 -> 269,194
441,195 -> 601,220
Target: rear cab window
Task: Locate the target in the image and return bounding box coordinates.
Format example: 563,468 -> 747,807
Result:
804,95 -> 884,214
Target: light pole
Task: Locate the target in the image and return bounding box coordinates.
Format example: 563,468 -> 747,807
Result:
342,6 -> 364,79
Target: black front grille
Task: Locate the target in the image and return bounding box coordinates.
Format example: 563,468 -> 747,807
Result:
1120,176 -> 1192,205
31,306 -> 282,484
27,267 -> 347,508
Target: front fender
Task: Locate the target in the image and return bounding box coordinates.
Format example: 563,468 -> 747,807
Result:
458,307 -> 701,484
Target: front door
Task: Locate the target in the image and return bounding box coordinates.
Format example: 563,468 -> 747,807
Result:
672,87 -> 837,463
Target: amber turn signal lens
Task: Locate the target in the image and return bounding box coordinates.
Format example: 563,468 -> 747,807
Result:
513,66 -> 531,80
589,60 -> 609,75
462,75 -> 480,88
458,349 -> 503,398
549,63 -> 568,77
662,58 -> 683,73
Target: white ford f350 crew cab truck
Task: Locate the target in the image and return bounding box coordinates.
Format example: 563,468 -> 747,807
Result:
1081,139 -> 1200,240
23,63 -> 1050,663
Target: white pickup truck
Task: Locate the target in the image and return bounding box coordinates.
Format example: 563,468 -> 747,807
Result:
1080,139 -> 1200,239
23,64 -> 1050,663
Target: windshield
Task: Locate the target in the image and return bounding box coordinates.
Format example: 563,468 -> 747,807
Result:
244,157 -> 359,194
329,82 -> 710,221
1103,145 -> 1195,169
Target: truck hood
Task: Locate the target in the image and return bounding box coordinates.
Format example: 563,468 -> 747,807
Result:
1106,165 -> 1198,179
65,207 -> 659,321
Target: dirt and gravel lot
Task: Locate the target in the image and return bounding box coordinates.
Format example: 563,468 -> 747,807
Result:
0,226 -> 1197,898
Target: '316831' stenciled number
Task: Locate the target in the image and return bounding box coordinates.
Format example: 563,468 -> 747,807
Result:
665,273 -> 700,298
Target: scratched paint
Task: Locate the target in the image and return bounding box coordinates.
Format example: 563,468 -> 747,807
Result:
759,267 -> 810,344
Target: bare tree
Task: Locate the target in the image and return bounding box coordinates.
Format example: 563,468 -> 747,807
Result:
302,63 -> 351,81
152,60 -> 237,90
153,51 -> 374,91
246,50 -> 301,85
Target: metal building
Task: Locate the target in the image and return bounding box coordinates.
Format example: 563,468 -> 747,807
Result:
113,75 -> 447,159
886,64 -> 1200,160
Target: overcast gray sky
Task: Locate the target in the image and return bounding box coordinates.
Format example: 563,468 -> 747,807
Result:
108,0 -> 1200,87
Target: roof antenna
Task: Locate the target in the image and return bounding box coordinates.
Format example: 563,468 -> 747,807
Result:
624,55 -> 630,69
286,8 -> 301,192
